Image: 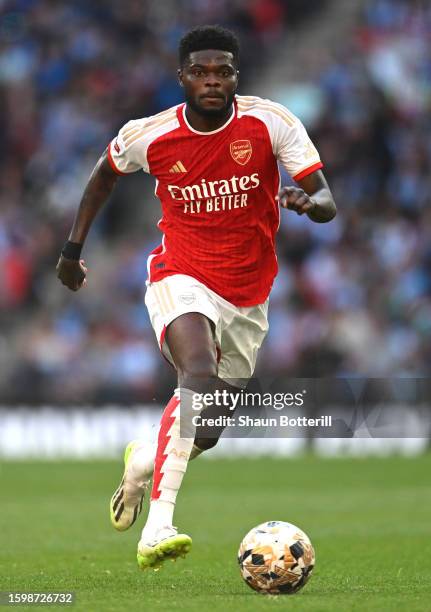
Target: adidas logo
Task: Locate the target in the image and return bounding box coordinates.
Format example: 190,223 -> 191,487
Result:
169,160 -> 187,173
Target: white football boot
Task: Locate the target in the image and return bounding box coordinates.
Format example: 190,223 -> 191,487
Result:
110,440 -> 153,531
137,526 -> 192,570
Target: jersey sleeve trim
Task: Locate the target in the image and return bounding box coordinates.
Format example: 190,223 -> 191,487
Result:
292,161 -> 323,182
107,141 -> 128,176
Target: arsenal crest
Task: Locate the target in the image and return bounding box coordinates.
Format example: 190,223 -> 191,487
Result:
230,140 -> 252,165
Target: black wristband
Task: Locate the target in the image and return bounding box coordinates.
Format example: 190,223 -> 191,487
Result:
61,240 -> 83,260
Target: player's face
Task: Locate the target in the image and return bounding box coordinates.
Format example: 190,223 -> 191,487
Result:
178,50 -> 238,118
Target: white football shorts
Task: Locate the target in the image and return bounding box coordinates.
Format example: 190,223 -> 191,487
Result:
145,274 -> 269,385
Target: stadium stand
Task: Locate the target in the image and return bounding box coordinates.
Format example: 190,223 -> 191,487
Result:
0,0 -> 429,405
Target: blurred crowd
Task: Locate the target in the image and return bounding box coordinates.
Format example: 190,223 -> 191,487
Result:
0,0 -> 429,404
264,0 -> 431,381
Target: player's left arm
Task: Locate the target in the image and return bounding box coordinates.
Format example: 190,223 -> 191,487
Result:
278,170 -> 336,223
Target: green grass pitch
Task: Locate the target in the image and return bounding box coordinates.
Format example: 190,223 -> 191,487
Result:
1,454 -> 431,611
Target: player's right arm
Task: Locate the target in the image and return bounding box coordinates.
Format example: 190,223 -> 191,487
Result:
56,149 -> 119,291
57,117 -> 149,291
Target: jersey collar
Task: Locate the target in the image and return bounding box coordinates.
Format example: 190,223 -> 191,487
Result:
178,98 -> 237,135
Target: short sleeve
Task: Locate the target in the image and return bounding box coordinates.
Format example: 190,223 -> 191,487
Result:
107,119 -> 149,175
274,112 -> 323,181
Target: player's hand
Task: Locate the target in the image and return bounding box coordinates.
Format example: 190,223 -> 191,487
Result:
277,186 -> 317,216
56,256 -> 87,291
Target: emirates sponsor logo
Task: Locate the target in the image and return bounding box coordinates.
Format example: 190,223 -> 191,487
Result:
230,140 -> 252,165
168,173 -> 260,201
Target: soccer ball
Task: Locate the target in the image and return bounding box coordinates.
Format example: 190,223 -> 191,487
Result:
238,520 -> 315,595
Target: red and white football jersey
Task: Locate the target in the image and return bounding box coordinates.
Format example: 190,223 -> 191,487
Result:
108,95 -> 323,306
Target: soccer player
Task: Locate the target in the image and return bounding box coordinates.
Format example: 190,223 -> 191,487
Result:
56,25 -> 336,570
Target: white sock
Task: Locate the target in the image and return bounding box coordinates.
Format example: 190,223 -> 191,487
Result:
141,389 -> 196,540
129,436 -> 205,487
131,441 -> 203,486
141,445 -> 204,535
128,446 -> 156,487
144,499 -> 175,535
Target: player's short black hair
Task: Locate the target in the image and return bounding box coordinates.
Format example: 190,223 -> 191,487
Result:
179,25 -> 240,67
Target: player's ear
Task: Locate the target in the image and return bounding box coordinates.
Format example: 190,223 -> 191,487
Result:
234,70 -> 239,91
177,68 -> 184,87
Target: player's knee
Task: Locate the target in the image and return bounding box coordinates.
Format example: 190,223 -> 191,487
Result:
177,352 -> 218,386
